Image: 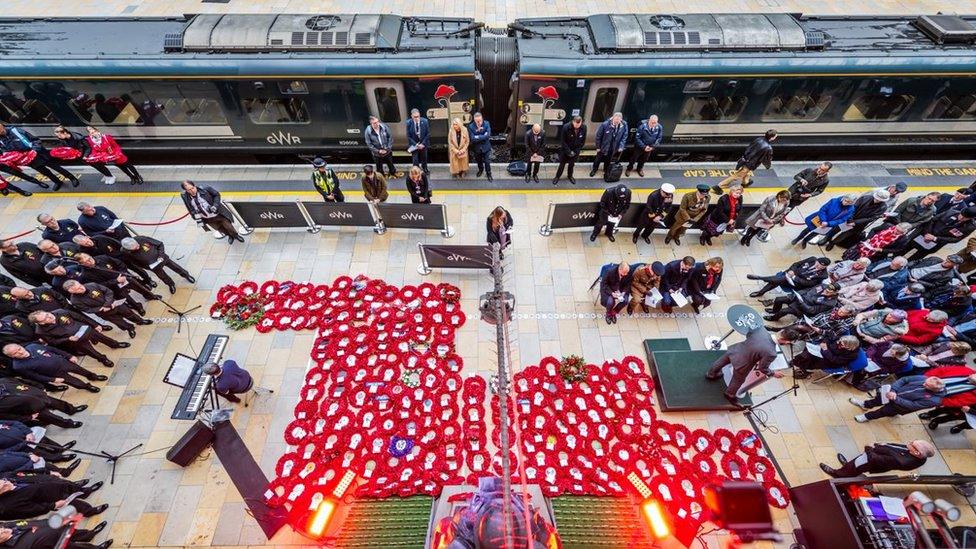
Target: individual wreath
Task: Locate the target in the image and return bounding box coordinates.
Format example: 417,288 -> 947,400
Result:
559,355 -> 588,383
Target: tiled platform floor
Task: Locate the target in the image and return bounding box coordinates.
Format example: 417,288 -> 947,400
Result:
1,177 -> 974,547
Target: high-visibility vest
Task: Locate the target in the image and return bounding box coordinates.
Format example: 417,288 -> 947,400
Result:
313,170 -> 336,193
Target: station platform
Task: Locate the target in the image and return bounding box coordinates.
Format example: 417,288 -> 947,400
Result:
10,159 -> 976,197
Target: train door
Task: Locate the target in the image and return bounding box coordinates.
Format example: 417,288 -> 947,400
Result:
365,80 -> 407,143
583,80 -> 628,147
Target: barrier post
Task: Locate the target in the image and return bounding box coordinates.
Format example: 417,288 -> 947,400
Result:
224,203 -> 254,235
538,203 -> 555,237
295,201 -> 320,234
417,242 -> 432,275
369,203 -> 386,235
439,204 -> 455,239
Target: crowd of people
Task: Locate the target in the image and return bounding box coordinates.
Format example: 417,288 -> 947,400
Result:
0,202 -> 196,547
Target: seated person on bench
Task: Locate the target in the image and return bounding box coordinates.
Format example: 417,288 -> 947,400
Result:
202,360 -> 253,404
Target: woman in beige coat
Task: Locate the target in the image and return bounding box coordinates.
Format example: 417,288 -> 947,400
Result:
448,118 -> 470,178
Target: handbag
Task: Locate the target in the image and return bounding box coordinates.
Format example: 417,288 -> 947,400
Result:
507,161 -> 527,176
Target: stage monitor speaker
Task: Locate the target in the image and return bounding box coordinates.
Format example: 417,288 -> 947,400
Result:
166,420 -> 215,467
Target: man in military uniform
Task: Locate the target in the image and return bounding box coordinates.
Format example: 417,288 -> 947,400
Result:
3,343 -> 105,393
120,237 -> 194,294
0,241 -> 49,287
665,184 -> 712,246
36,214 -> 83,244
62,280 -> 150,338
0,378 -> 84,429
27,309 -> 128,368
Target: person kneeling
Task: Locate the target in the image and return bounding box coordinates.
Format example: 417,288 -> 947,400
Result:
202,360 -> 252,404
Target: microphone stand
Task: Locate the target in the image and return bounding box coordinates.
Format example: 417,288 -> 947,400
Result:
0,429 -> 142,485
157,296 -> 201,335
744,340 -> 800,414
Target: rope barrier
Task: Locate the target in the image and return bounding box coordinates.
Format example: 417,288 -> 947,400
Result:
1,212 -> 190,242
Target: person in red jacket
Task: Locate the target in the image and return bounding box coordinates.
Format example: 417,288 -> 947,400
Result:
921,365 -> 976,433
899,309 -> 948,347
84,126 -> 143,185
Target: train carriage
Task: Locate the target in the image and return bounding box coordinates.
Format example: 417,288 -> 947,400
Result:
508,13 -> 976,158
0,14 -> 481,158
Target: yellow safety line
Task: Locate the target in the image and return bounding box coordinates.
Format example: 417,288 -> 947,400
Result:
31,185 -> 967,199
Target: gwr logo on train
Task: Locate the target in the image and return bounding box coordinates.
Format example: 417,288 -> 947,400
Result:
266,131 -> 302,146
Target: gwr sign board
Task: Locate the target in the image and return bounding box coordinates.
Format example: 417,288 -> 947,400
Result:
226,202 -> 312,230
302,202 -> 376,228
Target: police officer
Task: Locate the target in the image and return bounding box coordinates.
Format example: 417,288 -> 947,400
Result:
0,241 -> 49,287
63,280 -> 150,338
120,236 -> 195,295
27,309 -> 128,368
626,114 -> 663,177
36,214 -> 83,244
310,157 -> 344,203
3,342 -> 105,393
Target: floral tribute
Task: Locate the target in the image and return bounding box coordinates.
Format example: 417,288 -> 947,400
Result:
210,281 -> 269,330
503,355 -> 790,522
212,276 -> 788,539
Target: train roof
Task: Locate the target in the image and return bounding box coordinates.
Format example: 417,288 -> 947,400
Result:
0,14 -> 477,78
513,14 -> 976,76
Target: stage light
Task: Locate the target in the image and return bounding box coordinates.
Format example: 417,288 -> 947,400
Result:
641,499 -> 671,540
703,481 -> 780,544
307,499 -> 336,538
905,491 -> 935,514
933,499 -> 961,522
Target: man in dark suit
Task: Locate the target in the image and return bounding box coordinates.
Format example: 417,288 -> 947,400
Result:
180,180 -> 244,244
0,378 -> 84,429
589,113 -> 628,178
706,325 -> 783,408
746,256 -> 831,298
933,187 -> 974,214
202,360 -> 253,404
819,440 -> 934,478
468,112 -> 493,181
364,116 -> 396,176
787,162 -> 831,209
599,263 -> 632,324
62,280 -> 150,338
406,109 -> 430,174
625,114 -> 663,177
553,116 -> 585,185
36,215 -> 83,245
3,342 -> 105,393
120,236 -> 194,295
904,207 -> 976,260
75,202 -> 130,239
0,419 -> 76,460
0,451 -> 79,477
27,309 -> 128,368
589,184 -> 631,242
659,256 -> 696,313
73,252 -> 158,306
0,241 -> 49,287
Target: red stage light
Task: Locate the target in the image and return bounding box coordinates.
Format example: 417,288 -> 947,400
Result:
307,499 -> 336,538
641,499 -> 672,540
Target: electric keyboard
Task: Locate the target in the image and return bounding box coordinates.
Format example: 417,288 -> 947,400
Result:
171,334 -> 229,420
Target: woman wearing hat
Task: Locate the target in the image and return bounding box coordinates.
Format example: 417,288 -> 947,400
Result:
627,261 -> 664,314
310,157 -> 344,202
361,165 -> 388,203
740,189 -> 790,247
632,183 -> 674,245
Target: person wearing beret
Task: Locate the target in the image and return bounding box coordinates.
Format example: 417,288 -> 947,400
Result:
627,262 -> 664,315
665,184 -> 710,246
633,184 -> 674,244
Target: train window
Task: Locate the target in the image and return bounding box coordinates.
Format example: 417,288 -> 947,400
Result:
279,81 -> 309,95
762,93 -> 832,121
373,87 -> 402,123
923,94 -> 976,120
679,96 -> 748,122
68,94 -> 145,125
683,80 -> 714,94
241,98 -> 310,124
590,88 -> 619,122
159,98 -> 228,125
842,94 -> 914,121
0,85 -> 57,124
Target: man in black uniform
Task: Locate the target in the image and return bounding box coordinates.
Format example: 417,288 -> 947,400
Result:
0,242 -> 48,287
0,476 -> 106,520
0,290 -> 14,319
36,215 -> 83,245
0,316 -> 34,348
0,419 -> 77,460
552,116 -> 586,186
72,253 -> 159,306
589,184 -> 632,243
632,183 -> 674,244
42,260 -> 84,295
75,202 -> 130,239
10,287 -> 99,331
38,241 -> 79,265
0,451 -> 79,477
819,440 -> 935,478
3,343 -> 105,393
0,378 -> 84,429
120,236 -> 194,294
27,309 -> 128,368
74,234 -> 153,288
62,280 -> 150,338
0,518 -> 111,549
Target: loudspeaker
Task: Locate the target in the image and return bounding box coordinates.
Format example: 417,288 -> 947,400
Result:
166,420 -> 215,466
